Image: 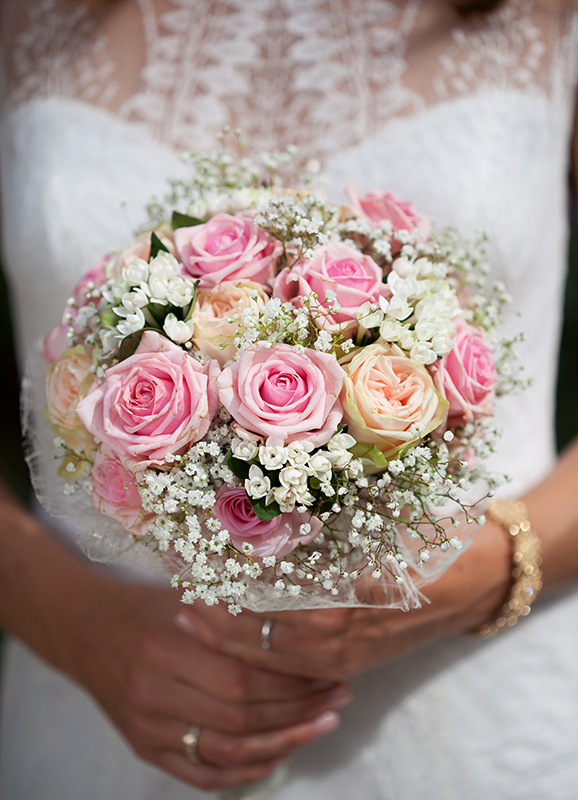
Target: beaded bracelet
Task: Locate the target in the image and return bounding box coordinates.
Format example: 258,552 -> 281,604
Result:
472,498 -> 543,638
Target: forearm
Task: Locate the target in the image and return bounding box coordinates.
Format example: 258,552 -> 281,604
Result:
0,479 -> 107,674
522,436 -> 578,588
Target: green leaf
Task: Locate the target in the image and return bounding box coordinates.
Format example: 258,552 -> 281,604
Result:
349,443 -> 389,471
149,232 -> 170,261
250,496 -> 282,521
117,330 -> 144,361
171,211 -> 204,230
225,450 -> 251,481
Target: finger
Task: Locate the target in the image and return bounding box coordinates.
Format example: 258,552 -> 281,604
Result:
152,751 -> 288,793
131,709 -> 340,766
144,627 -> 334,701
176,607 -> 359,678
198,710 -> 340,767
164,681 -> 350,735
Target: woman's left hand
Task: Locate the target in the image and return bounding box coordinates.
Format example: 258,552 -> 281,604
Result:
177,518 -> 511,682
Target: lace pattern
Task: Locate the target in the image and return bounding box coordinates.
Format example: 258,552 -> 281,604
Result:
3,0 -> 576,159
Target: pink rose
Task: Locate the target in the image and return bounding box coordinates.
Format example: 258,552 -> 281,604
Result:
217,342 -> 346,447
174,212 -> 282,288
43,256 -> 110,364
434,320 -> 497,423
345,181 -> 431,239
91,447 -> 154,537
76,331 -> 219,468
273,242 -> 387,333
215,486 -> 321,558
341,341 -> 448,461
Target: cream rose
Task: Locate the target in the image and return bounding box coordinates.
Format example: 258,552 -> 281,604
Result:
192,281 -> 269,365
46,346 -> 96,435
340,341 -> 448,461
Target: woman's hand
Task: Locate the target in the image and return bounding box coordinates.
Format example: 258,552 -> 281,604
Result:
61,578 -> 350,791
0,493 -> 350,792
178,517 -> 512,682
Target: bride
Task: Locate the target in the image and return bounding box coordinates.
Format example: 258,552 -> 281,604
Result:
1,0 -> 578,797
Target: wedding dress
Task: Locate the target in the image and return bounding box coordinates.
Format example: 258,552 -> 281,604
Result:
1,1 -> 578,798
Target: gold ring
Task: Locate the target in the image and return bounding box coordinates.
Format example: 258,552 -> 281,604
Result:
260,619 -> 275,650
182,724 -> 202,763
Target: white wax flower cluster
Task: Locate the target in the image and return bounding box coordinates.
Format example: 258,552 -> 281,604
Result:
102,252 -> 197,341
358,255 -> 460,365
235,433 -> 363,513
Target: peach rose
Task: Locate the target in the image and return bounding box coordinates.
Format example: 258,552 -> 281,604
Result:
192,281 -> 269,366
214,486 -> 321,558
273,242 -> 387,333
345,181 -> 431,239
76,331 -> 219,469
434,320 -> 497,423
46,346 -> 96,434
217,342 -> 345,447
340,341 -> 448,461
174,212 -> 282,288
90,447 -> 154,537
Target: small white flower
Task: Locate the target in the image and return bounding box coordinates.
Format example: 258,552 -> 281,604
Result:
279,466 -> 308,489
163,313 -> 195,343
259,444 -> 287,470
166,277 -> 195,307
245,465 -> 271,499
116,308 -> 146,336
409,341 -> 437,365
124,258 -> 150,285
231,437 -> 259,461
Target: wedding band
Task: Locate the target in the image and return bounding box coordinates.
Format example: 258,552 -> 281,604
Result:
182,724 -> 202,764
260,619 -> 275,650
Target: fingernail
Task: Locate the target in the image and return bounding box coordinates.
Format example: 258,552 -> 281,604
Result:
175,610 -> 200,635
312,710 -> 340,735
327,685 -> 352,708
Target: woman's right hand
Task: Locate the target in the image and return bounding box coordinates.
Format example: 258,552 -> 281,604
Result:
0,495 -> 350,792
48,574 -> 350,791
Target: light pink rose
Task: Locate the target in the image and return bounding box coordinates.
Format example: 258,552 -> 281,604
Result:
91,447 -> 154,537
215,486 -> 321,558
76,331 -> 220,468
111,224 -> 176,277
174,212 -> 282,288
43,256 -> 110,364
345,181 -> 431,239
217,342 -> 345,447
434,320 -> 497,423
192,281 -> 270,366
273,242 -> 387,333
45,345 -> 96,434
341,341 -> 448,461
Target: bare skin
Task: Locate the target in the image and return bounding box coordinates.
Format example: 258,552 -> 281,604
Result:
0,485 -> 350,791
181,437 -> 578,683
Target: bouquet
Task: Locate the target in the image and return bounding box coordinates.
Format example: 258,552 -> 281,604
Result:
35,136 -> 522,614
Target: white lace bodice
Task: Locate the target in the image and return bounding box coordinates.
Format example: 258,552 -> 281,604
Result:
2,0 -> 574,155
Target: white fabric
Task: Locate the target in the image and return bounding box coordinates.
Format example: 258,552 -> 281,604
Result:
1,0 -> 578,797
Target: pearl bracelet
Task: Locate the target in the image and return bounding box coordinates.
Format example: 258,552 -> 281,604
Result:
473,498 -> 543,638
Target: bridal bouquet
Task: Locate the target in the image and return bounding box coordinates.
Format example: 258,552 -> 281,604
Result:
38,137 -> 521,614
